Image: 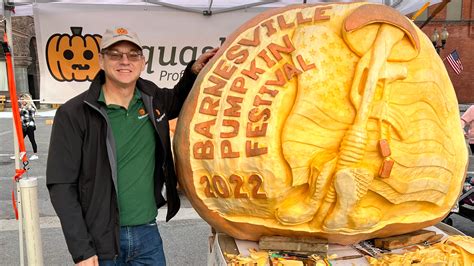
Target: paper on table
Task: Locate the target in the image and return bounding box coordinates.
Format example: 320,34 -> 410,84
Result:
235,239 -> 260,257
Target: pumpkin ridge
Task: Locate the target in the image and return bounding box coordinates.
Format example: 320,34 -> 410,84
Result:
45,33 -> 62,81
56,60 -> 68,81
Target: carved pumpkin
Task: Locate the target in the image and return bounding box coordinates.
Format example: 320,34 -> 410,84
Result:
46,27 -> 101,82
174,3 -> 468,244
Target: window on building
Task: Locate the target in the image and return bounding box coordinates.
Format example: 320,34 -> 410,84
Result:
447,0 -> 462,21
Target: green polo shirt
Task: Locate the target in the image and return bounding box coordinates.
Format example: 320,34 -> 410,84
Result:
99,88 -> 157,226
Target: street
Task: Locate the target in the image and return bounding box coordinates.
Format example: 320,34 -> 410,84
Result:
0,112 -> 473,265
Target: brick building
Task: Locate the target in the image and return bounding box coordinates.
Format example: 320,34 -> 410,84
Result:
414,0 -> 473,103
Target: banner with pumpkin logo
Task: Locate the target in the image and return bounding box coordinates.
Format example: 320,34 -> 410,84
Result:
34,3 -> 261,103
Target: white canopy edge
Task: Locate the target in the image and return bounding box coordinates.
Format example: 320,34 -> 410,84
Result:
5,0 -> 441,17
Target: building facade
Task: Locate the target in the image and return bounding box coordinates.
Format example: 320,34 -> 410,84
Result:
415,0 -> 473,103
0,16 -> 38,102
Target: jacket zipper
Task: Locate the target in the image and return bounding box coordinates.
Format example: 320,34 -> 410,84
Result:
142,95 -> 168,177
84,100 -> 121,258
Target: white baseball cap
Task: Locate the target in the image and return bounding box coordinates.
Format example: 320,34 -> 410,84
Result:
100,27 -> 142,50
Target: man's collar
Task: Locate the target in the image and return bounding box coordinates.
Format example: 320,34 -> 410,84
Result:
85,70 -> 151,107
98,86 -> 141,108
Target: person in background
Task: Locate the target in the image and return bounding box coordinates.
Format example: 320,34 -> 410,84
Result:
46,27 -> 217,266
461,105 -> 474,154
11,93 -> 39,160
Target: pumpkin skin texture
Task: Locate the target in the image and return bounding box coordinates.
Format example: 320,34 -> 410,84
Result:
46,27 -> 102,82
174,3 -> 467,245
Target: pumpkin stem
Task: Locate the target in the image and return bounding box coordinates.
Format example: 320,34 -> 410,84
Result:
70,27 -> 83,36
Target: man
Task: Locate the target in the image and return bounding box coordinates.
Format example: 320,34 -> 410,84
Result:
46,27 -> 217,265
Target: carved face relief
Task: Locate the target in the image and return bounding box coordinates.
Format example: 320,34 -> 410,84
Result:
174,3 -> 467,244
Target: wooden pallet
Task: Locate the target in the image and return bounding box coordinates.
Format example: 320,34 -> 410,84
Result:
259,236 -> 328,253
373,229 -> 437,250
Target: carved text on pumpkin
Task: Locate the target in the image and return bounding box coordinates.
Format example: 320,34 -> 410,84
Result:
200,174 -> 267,199
192,33 -> 316,160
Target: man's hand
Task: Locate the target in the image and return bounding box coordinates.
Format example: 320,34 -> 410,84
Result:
191,47 -> 219,75
76,255 -> 98,266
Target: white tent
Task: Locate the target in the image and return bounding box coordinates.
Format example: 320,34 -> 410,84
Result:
7,0 -> 441,17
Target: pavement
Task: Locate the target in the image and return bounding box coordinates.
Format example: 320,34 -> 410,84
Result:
0,109 -> 473,265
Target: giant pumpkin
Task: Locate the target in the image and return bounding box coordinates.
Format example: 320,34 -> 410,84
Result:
174,3 -> 468,244
46,27 -> 101,82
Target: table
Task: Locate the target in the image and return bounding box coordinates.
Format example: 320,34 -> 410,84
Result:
207,223 -> 465,266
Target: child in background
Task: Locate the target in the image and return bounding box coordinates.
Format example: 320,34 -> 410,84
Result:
18,93 -> 38,160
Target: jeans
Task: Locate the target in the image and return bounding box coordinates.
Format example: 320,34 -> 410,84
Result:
99,221 -> 166,265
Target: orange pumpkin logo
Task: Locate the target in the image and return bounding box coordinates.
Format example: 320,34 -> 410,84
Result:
46,27 -> 102,82
138,108 -> 146,116
115,28 -> 128,35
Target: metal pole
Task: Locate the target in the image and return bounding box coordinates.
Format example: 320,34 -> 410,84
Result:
4,5 -> 25,266
16,181 -> 24,266
19,178 -> 44,266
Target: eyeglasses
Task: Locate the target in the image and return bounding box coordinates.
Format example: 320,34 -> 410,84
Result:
101,50 -> 143,61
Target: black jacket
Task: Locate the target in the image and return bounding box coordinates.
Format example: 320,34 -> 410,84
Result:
46,64 -> 196,263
